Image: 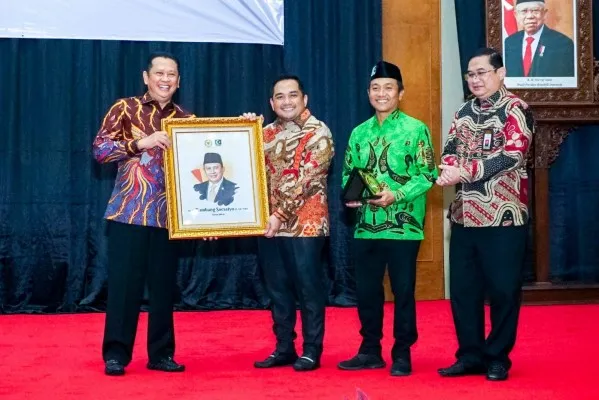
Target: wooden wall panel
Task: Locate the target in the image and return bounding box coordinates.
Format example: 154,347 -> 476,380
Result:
382,0 -> 444,300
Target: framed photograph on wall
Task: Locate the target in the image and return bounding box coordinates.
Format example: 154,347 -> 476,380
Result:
486,0 -> 594,105
162,117 -> 269,239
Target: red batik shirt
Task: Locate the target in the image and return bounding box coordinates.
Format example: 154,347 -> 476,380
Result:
441,87 -> 534,227
263,109 -> 334,237
92,93 -> 193,228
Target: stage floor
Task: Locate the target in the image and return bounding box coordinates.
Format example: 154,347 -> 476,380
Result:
0,301 -> 597,400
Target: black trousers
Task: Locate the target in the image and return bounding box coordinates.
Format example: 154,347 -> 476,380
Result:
258,237 -> 326,357
352,239 -> 421,361
449,223 -> 528,369
102,221 -> 178,365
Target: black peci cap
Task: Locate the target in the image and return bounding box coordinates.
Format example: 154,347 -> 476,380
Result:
203,152 -> 222,165
370,61 -> 403,83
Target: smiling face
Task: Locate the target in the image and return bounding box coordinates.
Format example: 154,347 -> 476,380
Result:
368,77 -> 403,115
142,56 -> 180,108
466,55 -> 505,100
270,79 -> 308,122
204,162 -> 224,183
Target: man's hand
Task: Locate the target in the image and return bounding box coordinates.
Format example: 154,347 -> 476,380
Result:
137,130 -> 170,150
264,214 -> 282,238
436,164 -> 461,186
241,112 -> 262,121
345,201 -> 363,208
202,237 -> 218,241
366,190 -> 395,207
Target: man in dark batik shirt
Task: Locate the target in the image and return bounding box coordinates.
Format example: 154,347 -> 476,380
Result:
93,52 -> 192,376
437,48 -> 534,382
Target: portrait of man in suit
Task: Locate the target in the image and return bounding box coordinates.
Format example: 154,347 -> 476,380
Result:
504,0 -> 575,78
193,152 -> 238,206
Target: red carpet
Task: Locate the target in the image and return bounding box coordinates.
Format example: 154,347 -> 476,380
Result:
0,301 -> 597,400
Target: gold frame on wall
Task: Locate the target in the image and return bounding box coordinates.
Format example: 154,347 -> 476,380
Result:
162,117 -> 269,239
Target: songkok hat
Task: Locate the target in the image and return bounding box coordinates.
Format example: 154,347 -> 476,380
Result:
370,61 -> 403,83
203,152 -> 222,165
516,0 -> 544,5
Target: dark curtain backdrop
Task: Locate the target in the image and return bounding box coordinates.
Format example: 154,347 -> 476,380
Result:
454,0 -> 599,283
0,1 -> 382,313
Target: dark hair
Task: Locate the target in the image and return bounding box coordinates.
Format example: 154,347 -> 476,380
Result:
271,75 -> 306,97
146,51 -> 180,72
469,47 -> 504,69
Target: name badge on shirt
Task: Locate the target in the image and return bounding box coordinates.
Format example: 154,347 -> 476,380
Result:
482,129 -> 493,151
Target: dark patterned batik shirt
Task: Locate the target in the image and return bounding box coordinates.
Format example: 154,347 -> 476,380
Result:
92,92 -> 193,228
441,86 -> 534,227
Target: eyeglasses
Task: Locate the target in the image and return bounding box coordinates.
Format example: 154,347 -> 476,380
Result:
516,8 -> 544,16
463,69 -> 497,81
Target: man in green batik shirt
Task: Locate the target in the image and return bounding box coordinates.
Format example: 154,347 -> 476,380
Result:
337,61 -> 437,377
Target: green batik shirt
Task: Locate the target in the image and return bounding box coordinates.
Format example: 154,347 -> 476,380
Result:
342,109 -> 438,240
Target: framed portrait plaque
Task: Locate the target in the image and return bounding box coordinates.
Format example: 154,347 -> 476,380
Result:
162,117 -> 269,239
486,0 -> 594,106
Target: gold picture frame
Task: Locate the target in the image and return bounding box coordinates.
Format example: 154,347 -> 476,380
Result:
162,117 -> 269,239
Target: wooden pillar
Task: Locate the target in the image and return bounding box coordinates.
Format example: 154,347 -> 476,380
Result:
382,0 -> 444,300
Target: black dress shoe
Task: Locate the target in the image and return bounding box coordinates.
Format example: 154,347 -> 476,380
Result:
390,358 -> 412,376
147,356 -> 185,372
438,360 -> 486,377
254,351 -> 298,368
337,354 -> 386,371
293,355 -> 320,371
486,362 -> 509,381
105,359 -> 125,376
